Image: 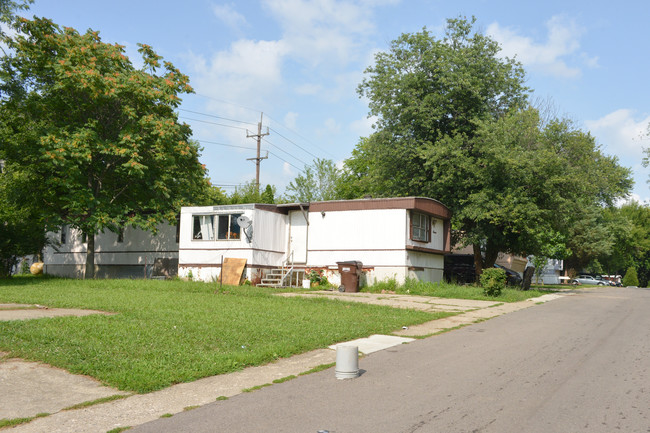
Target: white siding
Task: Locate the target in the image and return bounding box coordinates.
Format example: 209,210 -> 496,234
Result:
178,205 -> 288,283
306,208 -> 445,285
309,208 -> 405,250
43,223 -> 178,278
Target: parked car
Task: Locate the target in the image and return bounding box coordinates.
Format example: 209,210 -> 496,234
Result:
570,275 -> 609,286
494,264 -> 523,286
592,275 -> 617,286
444,255 -> 523,286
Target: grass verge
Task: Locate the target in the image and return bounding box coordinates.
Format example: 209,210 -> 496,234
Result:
63,394 -> 130,411
0,277 -> 440,393
363,278 -> 553,302
0,413 -> 49,430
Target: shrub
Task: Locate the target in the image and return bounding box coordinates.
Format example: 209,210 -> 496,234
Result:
622,267 -> 639,287
480,267 -> 506,297
306,269 -> 328,287
20,259 -> 31,275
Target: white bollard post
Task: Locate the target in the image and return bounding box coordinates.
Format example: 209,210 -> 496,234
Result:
335,345 -> 359,379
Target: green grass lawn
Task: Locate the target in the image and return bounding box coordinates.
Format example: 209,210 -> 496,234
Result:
0,277 -> 448,393
362,278 -> 554,303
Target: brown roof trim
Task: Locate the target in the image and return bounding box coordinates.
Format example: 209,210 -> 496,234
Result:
310,197 -> 451,220
406,245 -> 449,255
252,203 -> 284,214
276,202 -> 310,211
249,203 -> 312,214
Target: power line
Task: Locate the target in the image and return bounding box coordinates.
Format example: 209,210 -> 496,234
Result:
267,150 -> 303,172
196,139 -> 257,151
180,116 -> 248,131
178,108 -> 257,126
211,183 -> 247,188
195,138 -> 303,172
265,113 -> 338,160
262,137 -> 309,166
186,97 -> 335,162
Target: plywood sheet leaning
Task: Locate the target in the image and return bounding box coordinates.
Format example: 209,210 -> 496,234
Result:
221,258 -> 247,285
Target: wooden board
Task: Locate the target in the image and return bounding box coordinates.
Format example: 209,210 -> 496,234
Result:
221,258 -> 247,286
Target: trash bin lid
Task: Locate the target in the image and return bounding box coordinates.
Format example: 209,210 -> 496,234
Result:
337,261 -> 363,266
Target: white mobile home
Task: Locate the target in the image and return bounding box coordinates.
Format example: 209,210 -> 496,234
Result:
179,197 -> 452,286
43,224 -> 179,278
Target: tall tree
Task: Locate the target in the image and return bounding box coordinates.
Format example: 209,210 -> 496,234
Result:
285,158 -> 341,202
0,161 -> 48,276
350,17 -> 631,275
0,17 -> 206,278
0,0 -> 30,35
598,201 -> 650,285
227,180 -> 277,204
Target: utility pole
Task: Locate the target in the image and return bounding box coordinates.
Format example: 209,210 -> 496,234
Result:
246,112 -> 269,193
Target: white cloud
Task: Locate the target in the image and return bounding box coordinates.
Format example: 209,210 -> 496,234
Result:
188,38 -> 288,106
324,118 -> 341,134
585,109 -> 650,156
282,162 -> 294,176
283,111 -> 299,129
616,193 -> 649,208
487,15 -> 596,78
349,114 -> 377,138
190,0 -> 396,110
212,3 -> 247,30
184,38 -> 289,148
586,109 -> 650,203
260,0 -> 379,68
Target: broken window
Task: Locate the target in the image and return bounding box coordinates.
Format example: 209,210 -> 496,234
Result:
192,214 -> 242,240
193,215 -> 214,240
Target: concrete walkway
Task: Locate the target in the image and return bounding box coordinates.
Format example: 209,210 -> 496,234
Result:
0,292 -> 567,433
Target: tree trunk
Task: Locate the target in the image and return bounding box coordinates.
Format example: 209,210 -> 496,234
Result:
473,243 -> 500,281
473,244 -> 483,281
84,232 -> 95,279
522,266 -> 535,291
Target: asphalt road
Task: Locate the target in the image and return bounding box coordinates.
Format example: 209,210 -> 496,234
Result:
132,287 -> 650,433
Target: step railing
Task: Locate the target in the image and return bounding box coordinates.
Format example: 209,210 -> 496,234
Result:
280,251 -> 294,287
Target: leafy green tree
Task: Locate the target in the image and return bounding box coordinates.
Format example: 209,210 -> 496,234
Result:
260,184 -> 275,204
0,17 -> 206,278
0,0 -> 30,36
0,162 -> 48,276
191,181 -> 228,206
227,180 -> 276,204
598,201 -> 650,285
349,17 -> 631,276
622,266 -> 639,287
285,158 -> 341,202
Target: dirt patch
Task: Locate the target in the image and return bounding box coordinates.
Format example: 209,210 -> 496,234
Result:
278,291 -> 497,312
0,304 -> 114,321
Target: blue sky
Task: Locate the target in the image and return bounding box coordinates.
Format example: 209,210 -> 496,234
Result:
23,0 -> 650,202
